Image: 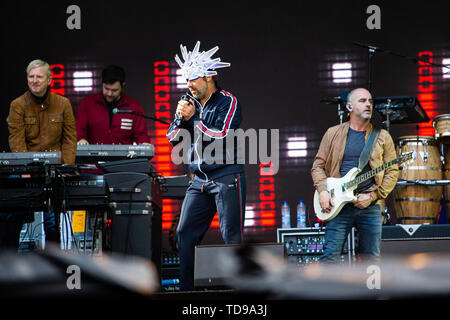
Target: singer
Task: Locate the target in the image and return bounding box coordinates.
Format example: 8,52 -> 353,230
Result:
166,41 -> 246,291
76,65 -> 150,145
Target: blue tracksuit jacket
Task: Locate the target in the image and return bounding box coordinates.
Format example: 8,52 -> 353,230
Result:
166,87 -> 244,180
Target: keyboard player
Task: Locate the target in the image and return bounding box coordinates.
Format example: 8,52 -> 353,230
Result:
75,65 -> 150,146
1,59 -> 77,250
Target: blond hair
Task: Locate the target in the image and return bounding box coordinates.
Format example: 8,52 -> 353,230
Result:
26,59 -> 51,79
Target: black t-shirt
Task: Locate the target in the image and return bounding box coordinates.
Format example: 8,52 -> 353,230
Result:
339,128 -> 375,193
104,97 -> 119,128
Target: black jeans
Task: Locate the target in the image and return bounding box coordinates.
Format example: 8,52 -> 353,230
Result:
0,213 -> 25,250
177,173 -> 246,291
0,212 -> 58,251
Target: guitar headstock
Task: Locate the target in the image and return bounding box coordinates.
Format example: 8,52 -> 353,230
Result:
399,151 -> 414,165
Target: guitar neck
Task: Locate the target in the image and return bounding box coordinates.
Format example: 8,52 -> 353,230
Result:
345,158 -> 399,189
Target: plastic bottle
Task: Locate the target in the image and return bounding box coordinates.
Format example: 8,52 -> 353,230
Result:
281,201 -> 291,228
297,200 -> 306,228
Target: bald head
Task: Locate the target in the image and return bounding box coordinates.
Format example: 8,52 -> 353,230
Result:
346,88 -> 373,121
346,88 -> 371,105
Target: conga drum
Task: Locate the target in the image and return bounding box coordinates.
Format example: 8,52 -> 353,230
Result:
445,147 -> 450,217
433,114 -> 450,144
393,136 -> 443,224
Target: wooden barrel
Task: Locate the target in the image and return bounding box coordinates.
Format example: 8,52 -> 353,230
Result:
445,146 -> 450,217
433,114 -> 450,144
393,136 -> 443,224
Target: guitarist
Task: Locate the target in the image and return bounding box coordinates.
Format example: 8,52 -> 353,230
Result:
311,88 -> 399,263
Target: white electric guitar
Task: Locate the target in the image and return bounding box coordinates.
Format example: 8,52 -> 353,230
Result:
313,151 -> 413,221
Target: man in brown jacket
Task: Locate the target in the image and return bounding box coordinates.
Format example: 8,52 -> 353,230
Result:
7,59 -> 77,164
1,59 -> 77,250
311,88 -> 398,263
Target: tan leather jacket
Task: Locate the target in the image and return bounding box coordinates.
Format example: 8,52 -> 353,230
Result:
7,91 -> 77,164
311,121 -> 399,203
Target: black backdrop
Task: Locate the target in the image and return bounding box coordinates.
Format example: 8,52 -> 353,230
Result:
2,1 -> 449,241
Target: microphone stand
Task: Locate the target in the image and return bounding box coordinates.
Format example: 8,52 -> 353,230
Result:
115,110 -> 170,125
352,42 -> 380,92
382,98 -> 392,132
319,94 -> 347,124
367,46 -> 376,92
354,41 -> 448,68
353,41 -> 449,92
337,101 -> 345,124
140,114 -> 170,125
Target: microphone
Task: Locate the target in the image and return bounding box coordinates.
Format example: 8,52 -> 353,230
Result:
175,95 -> 191,126
353,41 -> 380,52
112,108 -> 136,115
111,107 -> 171,125
320,96 -> 343,104
320,90 -> 350,105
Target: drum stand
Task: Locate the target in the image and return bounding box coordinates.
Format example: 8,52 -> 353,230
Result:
337,102 -> 345,124
440,143 -> 446,166
381,98 -> 392,132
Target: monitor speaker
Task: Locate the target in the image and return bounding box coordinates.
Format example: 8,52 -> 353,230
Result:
111,212 -> 152,259
381,224 -> 450,255
194,243 -> 285,289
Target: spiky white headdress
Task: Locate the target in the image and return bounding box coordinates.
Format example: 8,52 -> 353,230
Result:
175,41 -> 231,82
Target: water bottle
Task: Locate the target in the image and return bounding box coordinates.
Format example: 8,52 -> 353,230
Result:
297,200 -> 306,228
281,201 -> 291,228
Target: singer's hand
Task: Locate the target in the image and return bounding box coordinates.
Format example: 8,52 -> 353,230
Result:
77,139 -> 89,145
176,99 -> 195,121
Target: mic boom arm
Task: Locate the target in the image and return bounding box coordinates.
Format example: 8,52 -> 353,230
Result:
112,108 -> 170,125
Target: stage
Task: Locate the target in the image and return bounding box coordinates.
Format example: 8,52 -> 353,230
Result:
1,1 -> 449,311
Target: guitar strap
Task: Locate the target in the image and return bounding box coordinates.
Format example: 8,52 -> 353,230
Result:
358,127 -> 380,170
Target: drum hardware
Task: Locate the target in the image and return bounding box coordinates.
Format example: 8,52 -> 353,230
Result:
382,207 -> 391,224
421,136 -> 429,163
396,179 -> 450,186
402,148 -> 417,161
399,166 -> 439,171
398,136 -> 438,146
420,151 -> 429,163
373,96 -> 429,130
